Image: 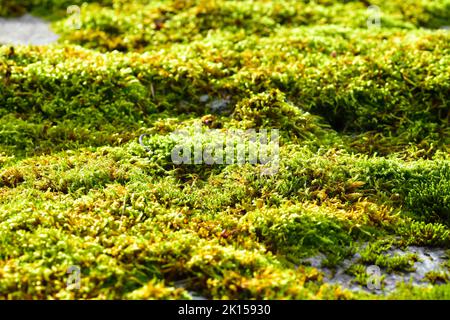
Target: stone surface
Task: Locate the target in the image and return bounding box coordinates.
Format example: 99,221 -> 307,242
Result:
209,98 -> 230,113
302,246 -> 449,295
0,14 -> 59,45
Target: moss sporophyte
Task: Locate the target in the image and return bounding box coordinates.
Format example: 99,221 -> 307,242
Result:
0,0 -> 449,300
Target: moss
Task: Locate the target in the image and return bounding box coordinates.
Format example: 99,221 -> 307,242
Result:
356,240 -> 418,273
0,0 -> 449,300
397,220 -> 450,246
230,89 -> 333,142
388,283 -> 450,300
424,271 -> 450,285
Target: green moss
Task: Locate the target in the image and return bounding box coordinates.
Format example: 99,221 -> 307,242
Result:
396,220 -> 450,246
357,241 -> 418,272
388,283 -> 450,300
0,0 -> 449,300
424,271 -> 450,285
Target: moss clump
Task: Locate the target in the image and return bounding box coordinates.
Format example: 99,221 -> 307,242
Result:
396,220 -> 450,247
406,178 -> 450,226
424,271 -> 450,285
231,89 -> 333,142
357,242 -> 418,273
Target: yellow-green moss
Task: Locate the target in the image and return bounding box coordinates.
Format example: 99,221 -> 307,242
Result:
0,0 -> 449,300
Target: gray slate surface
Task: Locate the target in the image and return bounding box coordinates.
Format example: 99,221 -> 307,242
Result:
0,14 -> 59,45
